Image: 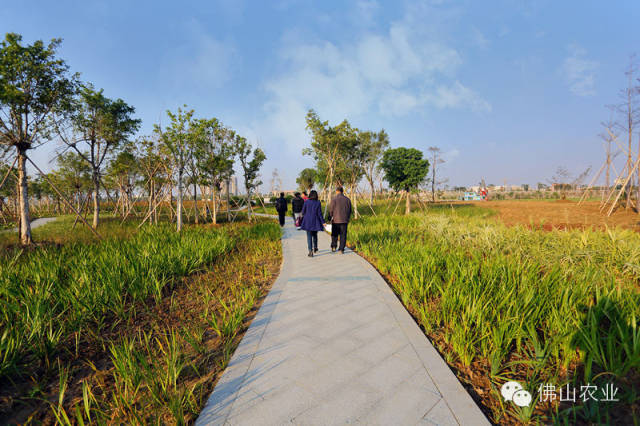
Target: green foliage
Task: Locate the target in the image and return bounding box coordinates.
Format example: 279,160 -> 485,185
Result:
361,129 -> 389,190
235,136 -> 266,194
380,147 -> 429,192
296,167 -> 317,191
154,106 -> 195,174
349,212 -> 640,423
0,32 -> 77,151
0,224 -> 239,378
192,118 -> 235,189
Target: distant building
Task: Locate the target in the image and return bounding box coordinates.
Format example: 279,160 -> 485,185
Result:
221,176 -> 238,196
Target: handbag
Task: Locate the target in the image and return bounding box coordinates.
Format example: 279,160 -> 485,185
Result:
295,216 -> 302,227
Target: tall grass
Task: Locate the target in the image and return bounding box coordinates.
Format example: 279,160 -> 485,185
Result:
1,219 -> 282,423
349,210 -> 640,424
0,224 -> 237,379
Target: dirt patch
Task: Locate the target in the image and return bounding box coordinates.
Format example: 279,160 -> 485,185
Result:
469,200 -> 640,231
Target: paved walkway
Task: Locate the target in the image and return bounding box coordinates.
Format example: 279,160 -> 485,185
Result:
198,217 -> 489,425
3,217 -> 57,234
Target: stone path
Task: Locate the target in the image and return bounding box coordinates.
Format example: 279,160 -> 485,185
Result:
198,217 -> 489,425
3,217 -> 57,234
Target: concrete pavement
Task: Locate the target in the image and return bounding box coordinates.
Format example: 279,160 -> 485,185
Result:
198,217 -> 489,425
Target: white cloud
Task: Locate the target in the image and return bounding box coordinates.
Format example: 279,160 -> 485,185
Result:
428,81 -> 492,113
253,6 -> 490,152
561,44 -> 598,97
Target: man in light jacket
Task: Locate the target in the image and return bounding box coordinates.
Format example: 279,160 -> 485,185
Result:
328,186 -> 352,253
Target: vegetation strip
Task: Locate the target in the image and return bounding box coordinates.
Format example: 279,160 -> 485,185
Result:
0,220 -> 282,424
348,209 -> 639,425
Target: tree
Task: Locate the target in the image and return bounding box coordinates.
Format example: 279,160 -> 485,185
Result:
236,136 -> 266,221
0,33 -> 76,244
339,126 -> 366,218
380,147 -> 429,214
106,149 -> 139,216
61,84 -> 140,228
296,168 -> 317,192
612,56 -> 640,210
304,109 -> 343,199
427,146 -> 446,202
361,129 -> 389,204
55,150 -> 91,211
155,106 -> 195,232
192,118 -> 235,224
135,136 -> 164,224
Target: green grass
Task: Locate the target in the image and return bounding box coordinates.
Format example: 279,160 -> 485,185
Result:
1,223 -> 235,377
1,218 -> 282,423
349,207 -> 639,424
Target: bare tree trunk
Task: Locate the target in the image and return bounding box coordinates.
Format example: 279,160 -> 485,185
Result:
211,186 -> 217,225
148,180 -> 154,217
92,169 -> 100,229
637,133 -> 640,213
226,179 -> 231,222
351,185 -> 359,219
405,190 -> 411,215
246,188 -> 252,221
368,177 -> 375,205
17,149 -> 32,245
193,182 -> 198,224
177,169 -> 183,231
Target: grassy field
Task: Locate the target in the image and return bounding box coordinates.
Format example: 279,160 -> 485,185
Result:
0,217 -> 281,424
348,203 -> 639,424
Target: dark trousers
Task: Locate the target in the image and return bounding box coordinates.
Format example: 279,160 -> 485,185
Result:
306,231 -> 318,251
331,223 -> 348,251
278,211 -> 286,226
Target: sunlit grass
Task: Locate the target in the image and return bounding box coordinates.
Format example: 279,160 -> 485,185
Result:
0,219 -> 282,423
349,208 -> 639,424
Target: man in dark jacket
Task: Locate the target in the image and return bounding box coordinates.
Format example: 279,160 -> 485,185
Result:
275,192 -> 288,226
291,192 -> 304,229
328,186 -> 352,253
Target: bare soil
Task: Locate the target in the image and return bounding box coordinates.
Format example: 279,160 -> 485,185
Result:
470,200 -> 640,231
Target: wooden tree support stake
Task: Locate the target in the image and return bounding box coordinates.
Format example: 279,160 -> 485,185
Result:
26,155 -> 102,239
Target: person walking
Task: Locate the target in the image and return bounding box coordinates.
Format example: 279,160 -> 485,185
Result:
275,192 -> 288,227
291,192 -> 304,229
328,186 -> 352,254
300,190 -> 324,257
301,191 -> 309,201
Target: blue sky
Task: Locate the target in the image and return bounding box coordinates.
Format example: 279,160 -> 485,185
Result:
2,0 -> 639,189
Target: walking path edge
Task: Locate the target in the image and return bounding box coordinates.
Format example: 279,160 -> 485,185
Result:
197,215 -> 489,425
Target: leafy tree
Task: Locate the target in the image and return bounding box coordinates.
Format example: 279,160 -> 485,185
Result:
155,106 -> 195,232
380,147 -> 429,214
296,168 -> 317,192
236,136 -> 266,221
192,118 -> 235,224
60,84 -> 140,228
338,126 -> 366,218
0,33 -> 77,244
304,109 -> 345,197
134,136 -> 164,223
361,129 -> 389,204
106,149 -> 139,216
56,150 -> 91,211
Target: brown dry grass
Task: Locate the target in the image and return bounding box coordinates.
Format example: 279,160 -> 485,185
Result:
464,200 -> 640,231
